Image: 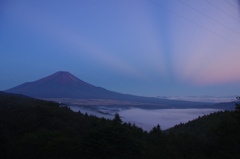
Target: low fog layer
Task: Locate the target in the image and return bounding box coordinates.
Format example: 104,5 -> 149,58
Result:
69,106 -> 221,131
156,96 -> 236,103
118,108 -> 221,131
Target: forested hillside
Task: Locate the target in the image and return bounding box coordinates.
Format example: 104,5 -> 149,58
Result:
1,92 -> 240,159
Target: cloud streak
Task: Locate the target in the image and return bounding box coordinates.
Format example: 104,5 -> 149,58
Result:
167,0 -> 240,85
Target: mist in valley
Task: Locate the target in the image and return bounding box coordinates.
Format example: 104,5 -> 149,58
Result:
69,105 -> 222,131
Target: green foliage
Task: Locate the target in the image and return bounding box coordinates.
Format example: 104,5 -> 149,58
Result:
1,92 -> 240,159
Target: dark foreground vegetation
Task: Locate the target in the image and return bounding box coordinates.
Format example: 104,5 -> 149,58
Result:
1,92 -> 240,159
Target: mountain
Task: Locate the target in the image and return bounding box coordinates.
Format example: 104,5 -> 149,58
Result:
5,71 -> 212,107
5,71 -> 123,99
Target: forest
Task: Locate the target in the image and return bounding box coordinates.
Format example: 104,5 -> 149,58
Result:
0,91 -> 240,159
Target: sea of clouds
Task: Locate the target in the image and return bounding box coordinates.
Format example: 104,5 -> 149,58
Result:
69,106 -> 222,131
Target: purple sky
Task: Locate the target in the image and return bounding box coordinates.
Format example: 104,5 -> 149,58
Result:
1,0 -> 240,98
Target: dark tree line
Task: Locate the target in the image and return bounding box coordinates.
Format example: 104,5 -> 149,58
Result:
1,92 -> 240,159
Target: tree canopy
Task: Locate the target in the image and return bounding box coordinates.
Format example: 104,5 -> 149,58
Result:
1,92 -> 240,159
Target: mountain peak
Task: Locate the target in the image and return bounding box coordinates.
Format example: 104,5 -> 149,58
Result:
56,71 -> 69,73
48,71 -> 74,77
54,71 -> 70,75
53,71 -> 73,84
36,71 -> 92,86
5,71 -> 96,98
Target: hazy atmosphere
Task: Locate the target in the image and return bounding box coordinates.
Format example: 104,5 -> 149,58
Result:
1,0 -> 240,98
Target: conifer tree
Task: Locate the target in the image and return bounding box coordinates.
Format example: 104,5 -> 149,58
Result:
113,113 -> 122,125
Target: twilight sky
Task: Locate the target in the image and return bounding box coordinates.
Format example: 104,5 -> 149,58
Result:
1,0 -> 240,98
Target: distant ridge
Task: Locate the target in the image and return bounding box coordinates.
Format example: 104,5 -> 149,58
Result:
5,71 -> 212,107
0,91 -> 33,99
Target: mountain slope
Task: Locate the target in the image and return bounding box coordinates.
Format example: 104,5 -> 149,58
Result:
5,71 -> 211,107
5,71 -> 122,99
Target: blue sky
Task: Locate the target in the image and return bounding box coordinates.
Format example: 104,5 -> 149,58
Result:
1,0 -> 240,97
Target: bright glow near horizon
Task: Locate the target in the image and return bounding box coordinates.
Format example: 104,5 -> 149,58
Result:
1,0 -> 240,97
